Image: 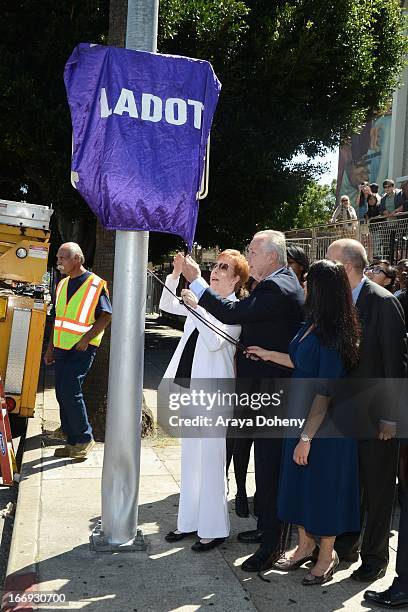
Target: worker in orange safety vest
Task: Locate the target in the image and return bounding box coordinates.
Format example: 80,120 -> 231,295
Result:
44,242 -> 112,459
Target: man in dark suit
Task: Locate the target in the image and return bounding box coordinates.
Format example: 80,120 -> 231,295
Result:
327,239 -> 407,583
182,230 -> 305,572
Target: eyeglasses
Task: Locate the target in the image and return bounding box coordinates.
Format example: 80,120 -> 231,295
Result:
210,262 -> 229,272
366,265 -> 392,278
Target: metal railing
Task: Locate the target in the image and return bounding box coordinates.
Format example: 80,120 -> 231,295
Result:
285,213 -> 408,264
146,214 -> 408,315
146,270 -> 165,315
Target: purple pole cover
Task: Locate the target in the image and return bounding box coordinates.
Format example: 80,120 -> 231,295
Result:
64,43 -> 221,248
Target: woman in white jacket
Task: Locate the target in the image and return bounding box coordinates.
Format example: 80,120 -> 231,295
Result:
160,250 -> 249,552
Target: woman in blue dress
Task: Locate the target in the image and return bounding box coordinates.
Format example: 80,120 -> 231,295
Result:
247,260 -> 360,586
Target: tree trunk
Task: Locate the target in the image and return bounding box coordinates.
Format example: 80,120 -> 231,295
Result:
107,0 -> 128,47
83,221 -> 115,440
83,0 -> 154,440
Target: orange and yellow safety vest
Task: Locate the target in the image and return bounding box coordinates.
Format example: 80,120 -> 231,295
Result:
53,273 -> 107,350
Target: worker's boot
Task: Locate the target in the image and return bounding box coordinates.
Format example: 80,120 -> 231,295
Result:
54,445 -> 73,458
70,439 -> 95,459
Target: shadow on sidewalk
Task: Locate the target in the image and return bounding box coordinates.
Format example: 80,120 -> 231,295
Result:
3,490 -> 386,612
16,454 -> 77,482
2,494 -> 262,612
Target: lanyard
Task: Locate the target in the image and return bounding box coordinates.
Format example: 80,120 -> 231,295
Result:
147,268 -> 248,352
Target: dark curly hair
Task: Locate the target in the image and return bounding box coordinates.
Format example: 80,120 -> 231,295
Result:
305,259 -> 360,371
286,244 -> 310,284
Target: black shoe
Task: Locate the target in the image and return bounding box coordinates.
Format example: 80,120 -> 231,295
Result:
350,563 -> 387,582
241,546 -> 281,572
237,529 -> 263,544
302,552 -> 339,586
191,538 -> 225,552
165,530 -> 196,542
364,586 -> 408,608
235,493 -> 249,518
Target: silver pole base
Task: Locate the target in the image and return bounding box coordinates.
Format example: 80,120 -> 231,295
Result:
90,521 -> 147,552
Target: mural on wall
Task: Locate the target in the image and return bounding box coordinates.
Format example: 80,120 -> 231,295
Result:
337,112 -> 391,203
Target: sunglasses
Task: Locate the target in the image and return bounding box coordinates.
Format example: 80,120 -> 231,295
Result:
210,262 -> 229,272
366,265 -> 393,278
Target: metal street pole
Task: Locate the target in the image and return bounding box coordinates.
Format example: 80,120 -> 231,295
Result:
92,0 -> 159,550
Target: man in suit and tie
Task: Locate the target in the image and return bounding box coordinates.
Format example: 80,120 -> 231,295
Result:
326,238 -> 407,583
182,230 -> 305,572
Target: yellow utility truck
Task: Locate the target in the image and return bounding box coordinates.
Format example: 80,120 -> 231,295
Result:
0,199 -> 52,418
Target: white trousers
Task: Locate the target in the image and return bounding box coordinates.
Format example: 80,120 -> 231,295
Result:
177,437 -> 230,538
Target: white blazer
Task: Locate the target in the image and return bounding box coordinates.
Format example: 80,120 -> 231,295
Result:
159,275 -> 241,381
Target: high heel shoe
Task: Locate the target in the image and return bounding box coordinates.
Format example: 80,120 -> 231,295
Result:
275,546 -> 320,571
301,552 -> 339,586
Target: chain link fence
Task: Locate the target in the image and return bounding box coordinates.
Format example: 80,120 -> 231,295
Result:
285,213 -> 408,264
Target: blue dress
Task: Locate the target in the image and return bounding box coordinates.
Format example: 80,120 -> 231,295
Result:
277,323 -> 360,536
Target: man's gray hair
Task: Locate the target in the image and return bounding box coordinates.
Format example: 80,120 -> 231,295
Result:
330,239 -> 368,272
64,242 -> 85,264
254,230 -> 287,266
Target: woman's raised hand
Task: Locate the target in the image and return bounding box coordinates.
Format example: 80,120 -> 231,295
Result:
181,288 -> 199,309
172,252 -> 185,278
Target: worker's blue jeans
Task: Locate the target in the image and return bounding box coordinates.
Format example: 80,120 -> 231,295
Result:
54,347 -> 95,445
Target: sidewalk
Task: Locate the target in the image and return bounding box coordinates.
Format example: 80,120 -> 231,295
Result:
3,316 -> 399,611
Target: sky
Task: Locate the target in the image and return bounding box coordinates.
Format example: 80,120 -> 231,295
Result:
317,148 -> 339,185
293,148 -> 339,186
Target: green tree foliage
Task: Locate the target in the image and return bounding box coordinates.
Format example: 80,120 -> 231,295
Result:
0,1 -> 406,258
158,0 -> 406,250
0,1 -> 109,260
292,180 -> 336,229
0,2 -> 108,202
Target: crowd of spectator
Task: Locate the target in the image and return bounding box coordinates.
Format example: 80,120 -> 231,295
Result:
286,247 -> 408,332
332,178 -> 408,225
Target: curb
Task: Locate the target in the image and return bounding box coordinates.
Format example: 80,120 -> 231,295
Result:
2,397 -> 43,611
